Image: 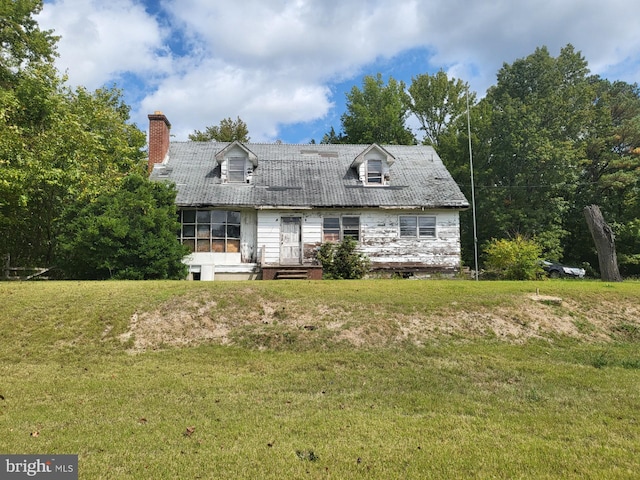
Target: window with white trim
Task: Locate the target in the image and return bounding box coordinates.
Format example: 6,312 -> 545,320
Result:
399,215 -> 436,238
179,209 -> 241,252
322,217 -> 340,242
227,157 -> 247,183
323,216 -> 360,242
366,159 -> 383,184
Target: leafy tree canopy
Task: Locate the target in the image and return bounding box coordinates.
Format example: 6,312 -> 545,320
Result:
406,70 -> 472,147
339,73 -> 415,145
565,77 -> 640,273
189,116 -> 250,142
438,44 -> 640,276
0,1 -> 147,268
0,0 -> 58,86
320,126 -> 345,144
443,45 -> 594,263
0,70 -> 147,265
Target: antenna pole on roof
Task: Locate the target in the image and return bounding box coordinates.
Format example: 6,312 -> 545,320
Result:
466,86 -> 479,281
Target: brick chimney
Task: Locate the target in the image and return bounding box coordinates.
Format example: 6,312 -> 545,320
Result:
147,111 -> 171,172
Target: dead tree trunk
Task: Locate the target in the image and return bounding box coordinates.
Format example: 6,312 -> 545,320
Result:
583,205 -> 622,282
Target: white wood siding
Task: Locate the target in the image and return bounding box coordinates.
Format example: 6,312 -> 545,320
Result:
257,209 -> 461,269
358,209 -> 461,268
257,212 -> 281,264
303,215 -> 322,243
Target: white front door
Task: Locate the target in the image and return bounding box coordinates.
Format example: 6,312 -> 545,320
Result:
280,217 -> 301,264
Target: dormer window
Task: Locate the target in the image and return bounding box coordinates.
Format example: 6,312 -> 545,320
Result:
228,157 -> 247,183
351,144 -> 395,186
215,141 -> 258,184
366,159 -> 383,184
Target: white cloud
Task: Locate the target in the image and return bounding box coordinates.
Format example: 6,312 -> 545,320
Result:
38,0 -> 640,142
138,59 -> 333,141
421,0 -> 640,92
38,0 -> 169,89
163,0 -> 422,74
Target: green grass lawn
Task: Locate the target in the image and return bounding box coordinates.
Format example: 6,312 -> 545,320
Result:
1,280 -> 639,479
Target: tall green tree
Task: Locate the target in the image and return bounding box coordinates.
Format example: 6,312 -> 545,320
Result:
0,1 -> 147,267
57,174 -> 188,280
565,78 -> 640,274
439,45 -> 607,269
437,96 -> 492,269
189,116 -> 250,142
441,44 -> 640,276
339,73 -> 415,145
320,126 -> 345,144
0,70 -> 146,265
406,70 -> 471,147
477,45 -> 593,260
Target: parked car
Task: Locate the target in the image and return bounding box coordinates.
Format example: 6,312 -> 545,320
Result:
541,260 -> 586,278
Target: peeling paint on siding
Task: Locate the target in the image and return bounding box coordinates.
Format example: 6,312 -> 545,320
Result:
256,209 -> 461,270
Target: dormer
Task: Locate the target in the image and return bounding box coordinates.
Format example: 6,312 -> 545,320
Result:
350,144 -> 395,186
215,141 -> 258,184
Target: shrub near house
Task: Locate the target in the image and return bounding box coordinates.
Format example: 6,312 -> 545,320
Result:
483,236 -> 543,280
316,237 -> 371,279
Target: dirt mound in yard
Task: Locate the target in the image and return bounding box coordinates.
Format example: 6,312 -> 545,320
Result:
119,292 -> 640,353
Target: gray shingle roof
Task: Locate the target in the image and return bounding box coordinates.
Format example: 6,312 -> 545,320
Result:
150,142 -> 469,209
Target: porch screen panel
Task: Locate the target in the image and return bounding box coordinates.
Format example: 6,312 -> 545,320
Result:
211,210 -> 226,252
226,211 -> 241,252
179,209 -> 241,253
181,210 -> 197,252
195,210 -> 211,252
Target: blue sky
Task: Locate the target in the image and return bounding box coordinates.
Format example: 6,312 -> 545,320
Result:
38,0 -> 640,144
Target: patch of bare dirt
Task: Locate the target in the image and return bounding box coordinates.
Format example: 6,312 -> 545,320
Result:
118,292 -> 640,353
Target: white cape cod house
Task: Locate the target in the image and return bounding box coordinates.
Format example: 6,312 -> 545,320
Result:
147,112 -> 469,280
